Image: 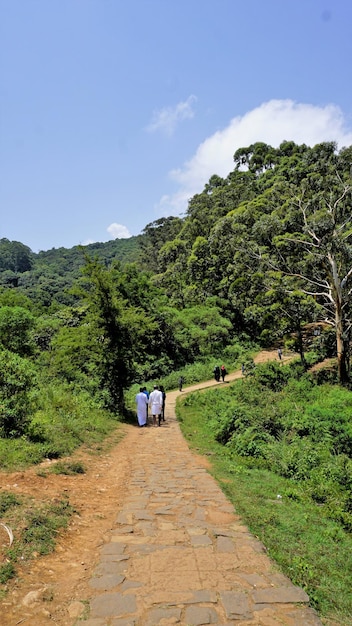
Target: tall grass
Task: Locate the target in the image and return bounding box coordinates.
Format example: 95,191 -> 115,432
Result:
0,382 -> 120,470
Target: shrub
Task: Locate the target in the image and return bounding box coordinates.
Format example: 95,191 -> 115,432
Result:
212,406 -> 249,445
264,439 -> 329,481
0,350 -> 38,437
231,426 -> 272,458
0,306 -> 35,356
250,361 -> 291,391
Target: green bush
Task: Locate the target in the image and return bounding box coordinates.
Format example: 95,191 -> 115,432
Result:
249,360 -> 291,391
0,382 -> 118,469
212,406 -> 249,445
0,350 -> 38,437
230,426 -> 272,458
0,306 -> 35,356
265,439 -> 329,480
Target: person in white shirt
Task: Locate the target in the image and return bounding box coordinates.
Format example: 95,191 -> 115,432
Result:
149,385 -> 163,427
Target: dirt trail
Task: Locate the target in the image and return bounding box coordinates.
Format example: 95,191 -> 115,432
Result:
0,351 -> 322,625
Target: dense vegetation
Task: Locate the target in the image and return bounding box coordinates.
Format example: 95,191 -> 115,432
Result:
1,140 -> 352,621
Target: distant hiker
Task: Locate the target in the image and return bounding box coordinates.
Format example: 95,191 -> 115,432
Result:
214,365 -> 220,382
241,363 -> 245,376
278,347 -> 283,360
149,385 -> 163,427
179,376 -> 184,392
221,364 -> 227,382
160,385 -> 166,421
135,387 -> 148,427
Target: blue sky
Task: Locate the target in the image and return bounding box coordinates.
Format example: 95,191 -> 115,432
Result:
1,0 -> 352,252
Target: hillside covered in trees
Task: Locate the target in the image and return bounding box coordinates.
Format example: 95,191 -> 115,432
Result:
1,140 -> 352,420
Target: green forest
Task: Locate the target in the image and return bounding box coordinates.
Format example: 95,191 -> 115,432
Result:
1,140 -> 352,623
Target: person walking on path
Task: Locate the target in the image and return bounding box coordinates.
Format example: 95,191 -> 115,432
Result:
149,385 -> 163,426
278,347 -> 283,360
142,387 -> 150,424
135,387 -> 148,427
160,385 -> 166,421
214,365 -> 220,382
178,376 -> 184,392
221,364 -> 227,382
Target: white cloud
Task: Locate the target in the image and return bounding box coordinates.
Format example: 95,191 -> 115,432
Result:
157,99 -> 352,217
107,223 -> 131,239
146,95 -> 197,136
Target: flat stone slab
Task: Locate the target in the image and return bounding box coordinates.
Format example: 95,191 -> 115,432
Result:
238,572 -> 268,588
216,536 -> 236,552
286,607 -> 324,625
90,592 -> 137,618
100,554 -> 129,563
133,509 -> 153,520
190,534 -> 213,546
94,561 -> 127,576
100,542 -> 126,555
188,590 -> 218,604
184,605 -> 219,624
221,590 -> 252,620
89,573 -> 125,590
253,585 -> 309,604
113,526 -> 134,534
144,607 -> 182,625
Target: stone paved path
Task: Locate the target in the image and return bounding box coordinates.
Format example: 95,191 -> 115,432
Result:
82,364 -> 323,626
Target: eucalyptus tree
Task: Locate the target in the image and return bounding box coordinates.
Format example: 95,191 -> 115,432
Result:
244,143 -> 352,383
209,142 -> 352,382
271,169 -> 352,381
261,284 -> 320,364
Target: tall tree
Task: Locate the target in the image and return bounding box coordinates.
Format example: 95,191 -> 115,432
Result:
81,256 -> 135,413
140,217 -> 183,272
270,166 -> 352,383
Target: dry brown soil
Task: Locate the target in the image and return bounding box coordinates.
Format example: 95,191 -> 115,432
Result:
0,351 -> 305,626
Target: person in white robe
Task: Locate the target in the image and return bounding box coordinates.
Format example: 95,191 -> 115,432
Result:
149,385 -> 163,426
135,387 -> 148,427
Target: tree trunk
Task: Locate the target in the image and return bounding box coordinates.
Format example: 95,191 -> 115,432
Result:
296,322 -> 307,369
330,253 -> 350,385
336,305 -> 350,385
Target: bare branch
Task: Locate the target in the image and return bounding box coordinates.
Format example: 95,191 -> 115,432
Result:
298,197 -> 321,245
341,265 -> 352,289
280,236 -> 320,249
